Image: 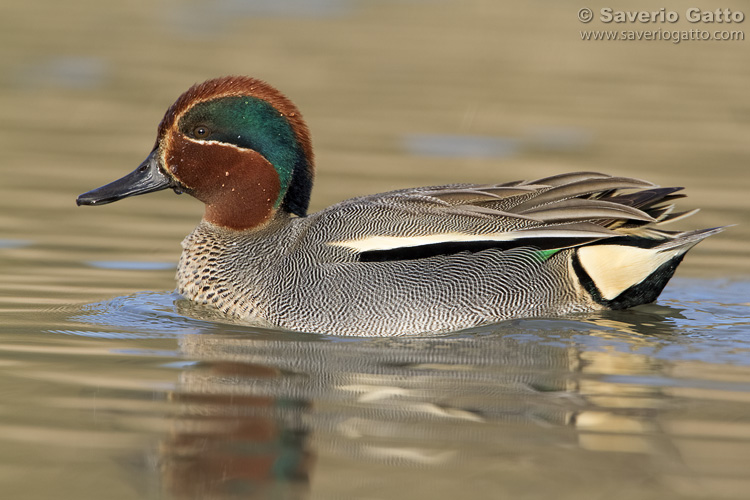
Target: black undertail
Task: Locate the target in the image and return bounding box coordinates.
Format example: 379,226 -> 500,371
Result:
572,248 -> 687,309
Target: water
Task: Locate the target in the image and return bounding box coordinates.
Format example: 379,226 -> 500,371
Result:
1,0 -> 749,498
2,283 -> 750,499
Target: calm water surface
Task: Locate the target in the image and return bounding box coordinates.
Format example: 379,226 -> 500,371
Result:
1,1 -> 749,499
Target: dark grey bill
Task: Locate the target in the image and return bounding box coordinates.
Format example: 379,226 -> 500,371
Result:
76,150 -> 175,206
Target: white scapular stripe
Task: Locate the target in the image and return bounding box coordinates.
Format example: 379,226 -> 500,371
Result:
578,245 -> 685,300
329,229 -> 612,253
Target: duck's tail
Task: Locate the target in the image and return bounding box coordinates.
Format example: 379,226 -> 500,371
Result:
572,227 -> 725,309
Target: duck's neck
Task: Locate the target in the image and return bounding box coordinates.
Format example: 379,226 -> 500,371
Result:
179,213 -> 294,283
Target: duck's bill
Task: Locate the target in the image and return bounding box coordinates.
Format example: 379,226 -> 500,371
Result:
76,150 -> 174,206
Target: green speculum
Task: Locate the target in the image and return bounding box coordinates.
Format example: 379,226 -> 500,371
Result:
533,248 -> 562,262
179,96 -> 311,214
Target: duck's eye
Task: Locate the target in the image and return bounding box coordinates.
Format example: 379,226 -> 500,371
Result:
193,126 -> 210,139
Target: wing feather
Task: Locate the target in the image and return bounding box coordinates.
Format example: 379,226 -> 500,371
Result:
511,177 -> 656,211
519,198 -> 655,222
525,171 -> 613,187
320,171 -> 698,259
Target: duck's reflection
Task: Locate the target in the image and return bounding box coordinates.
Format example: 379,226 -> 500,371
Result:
159,305 -> 691,499
161,357 -> 313,499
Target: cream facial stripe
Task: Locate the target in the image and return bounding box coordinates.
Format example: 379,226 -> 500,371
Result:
162,89 -> 251,156
183,136 -> 252,151
328,229 -> 614,253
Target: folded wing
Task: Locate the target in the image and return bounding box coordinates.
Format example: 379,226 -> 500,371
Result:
323,171 -> 700,262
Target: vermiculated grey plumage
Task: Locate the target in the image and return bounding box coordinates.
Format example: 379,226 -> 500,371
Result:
177,172 -> 720,336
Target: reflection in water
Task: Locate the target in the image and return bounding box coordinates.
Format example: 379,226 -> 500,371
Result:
164,332 -> 581,499
62,287 -> 750,499
163,359 -> 313,499
160,325 -> 652,497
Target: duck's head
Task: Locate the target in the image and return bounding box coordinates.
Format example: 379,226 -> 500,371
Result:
77,76 -> 314,230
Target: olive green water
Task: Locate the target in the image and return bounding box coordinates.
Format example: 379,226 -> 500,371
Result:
1,1 -> 750,499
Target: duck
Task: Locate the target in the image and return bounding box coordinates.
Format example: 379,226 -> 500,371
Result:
77,76 -> 722,336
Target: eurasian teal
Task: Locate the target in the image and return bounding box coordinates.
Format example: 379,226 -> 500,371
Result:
77,76 -> 722,336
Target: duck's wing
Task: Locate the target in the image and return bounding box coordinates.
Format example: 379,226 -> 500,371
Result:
318,171 -> 702,261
